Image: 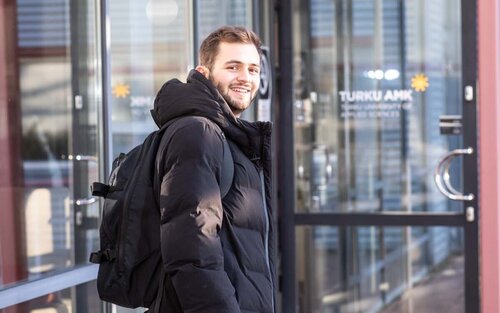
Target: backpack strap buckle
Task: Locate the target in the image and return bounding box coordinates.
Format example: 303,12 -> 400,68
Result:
89,249 -> 117,263
91,182 -> 110,198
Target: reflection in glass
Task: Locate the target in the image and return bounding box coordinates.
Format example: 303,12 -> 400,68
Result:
297,226 -> 464,313
109,0 -> 192,155
293,0 -> 463,214
0,0 -> 101,290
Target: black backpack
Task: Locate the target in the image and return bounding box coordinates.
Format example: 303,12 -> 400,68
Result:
89,118 -> 234,309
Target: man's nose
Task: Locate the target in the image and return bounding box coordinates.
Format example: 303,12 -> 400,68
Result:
237,69 -> 251,82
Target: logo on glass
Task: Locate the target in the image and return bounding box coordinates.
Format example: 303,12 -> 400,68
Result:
411,73 -> 429,92
113,83 -> 131,98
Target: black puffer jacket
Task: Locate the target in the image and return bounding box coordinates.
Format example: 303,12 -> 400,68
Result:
151,70 -> 276,313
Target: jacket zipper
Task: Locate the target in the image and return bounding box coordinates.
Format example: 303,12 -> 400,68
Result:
259,170 -> 275,313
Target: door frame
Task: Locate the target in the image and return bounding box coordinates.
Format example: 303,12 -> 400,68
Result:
276,0 -> 480,312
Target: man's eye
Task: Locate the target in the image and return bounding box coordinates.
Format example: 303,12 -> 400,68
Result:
228,65 -> 238,70
250,68 -> 260,74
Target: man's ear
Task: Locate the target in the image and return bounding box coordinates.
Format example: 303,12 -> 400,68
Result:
195,66 -> 210,78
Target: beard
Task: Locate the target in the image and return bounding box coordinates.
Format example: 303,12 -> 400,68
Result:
210,77 -> 257,116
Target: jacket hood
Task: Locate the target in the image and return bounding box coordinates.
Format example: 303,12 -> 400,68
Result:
151,69 -> 272,161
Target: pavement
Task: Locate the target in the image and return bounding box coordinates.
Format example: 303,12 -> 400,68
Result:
381,256 -> 464,313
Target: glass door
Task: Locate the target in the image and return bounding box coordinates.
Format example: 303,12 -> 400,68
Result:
0,0 -> 104,311
279,0 -> 478,312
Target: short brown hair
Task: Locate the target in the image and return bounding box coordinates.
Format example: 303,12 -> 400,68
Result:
199,26 -> 262,70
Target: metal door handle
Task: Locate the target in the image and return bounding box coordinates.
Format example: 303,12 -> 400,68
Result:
434,147 -> 474,201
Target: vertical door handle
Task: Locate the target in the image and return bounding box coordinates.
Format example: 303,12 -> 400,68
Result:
434,147 -> 474,201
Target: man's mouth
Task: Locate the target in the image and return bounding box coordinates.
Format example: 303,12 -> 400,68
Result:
231,86 -> 250,94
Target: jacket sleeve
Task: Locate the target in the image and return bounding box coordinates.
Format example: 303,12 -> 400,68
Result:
158,118 -> 240,313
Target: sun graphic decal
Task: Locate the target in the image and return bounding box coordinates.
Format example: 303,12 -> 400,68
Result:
112,83 -> 130,98
411,74 -> 429,92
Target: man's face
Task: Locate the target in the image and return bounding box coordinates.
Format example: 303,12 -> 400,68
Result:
207,42 -> 261,117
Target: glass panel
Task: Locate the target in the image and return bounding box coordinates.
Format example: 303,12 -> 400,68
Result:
196,0 -> 252,47
195,0 -> 253,47
109,0 -> 192,155
293,0 -> 463,213
2,280 -> 101,313
296,226 -> 464,313
0,0 -> 101,291
195,0 -> 255,120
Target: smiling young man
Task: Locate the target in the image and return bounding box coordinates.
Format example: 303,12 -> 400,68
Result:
196,41 -> 261,116
150,27 -> 276,313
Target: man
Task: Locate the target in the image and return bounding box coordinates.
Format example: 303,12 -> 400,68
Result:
150,26 -> 276,313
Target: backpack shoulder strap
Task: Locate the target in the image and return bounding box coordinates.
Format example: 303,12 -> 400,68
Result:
220,135 -> 234,199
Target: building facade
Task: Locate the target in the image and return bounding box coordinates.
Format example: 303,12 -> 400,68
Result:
0,0 -> 499,312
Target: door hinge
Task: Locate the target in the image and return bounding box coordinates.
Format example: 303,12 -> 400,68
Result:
464,85 -> 474,102
75,95 -> 83,110
466,206 -> 475,222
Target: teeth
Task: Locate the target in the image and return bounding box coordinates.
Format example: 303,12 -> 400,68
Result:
232,87 -> 249,93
